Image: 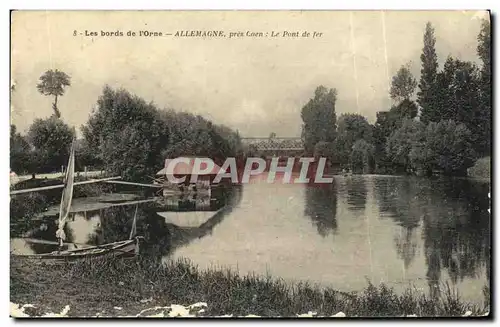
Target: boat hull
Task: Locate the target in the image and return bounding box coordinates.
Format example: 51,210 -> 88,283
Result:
12,237 -> 142,263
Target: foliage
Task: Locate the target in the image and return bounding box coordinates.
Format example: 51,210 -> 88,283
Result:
390,99 -> 418,123
390,63 -> 417,103
415,120 -> 476,175
477,19 -> 491,73
386,119 -> 425,172
417,22 -> 439,124
158,111 -> 240,167
313,141 -> 335,165
372,112 -> 393,173
436,58 -> 481,125
75,139 -> 102,171
477,19 -> 491,156
36,69 -> 71,118
82,86 -> 240,182
26,117 -> 75,173
82,86 -> 170,181
301,86 -> 337,155
10,125 -> 31,174
350,139 -> 375,174
333,114 -> 372,166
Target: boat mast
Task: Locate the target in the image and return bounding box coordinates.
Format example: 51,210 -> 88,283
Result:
55,139 -> 76,249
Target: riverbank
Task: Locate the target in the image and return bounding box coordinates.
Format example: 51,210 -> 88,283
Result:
10,256 -> 490,318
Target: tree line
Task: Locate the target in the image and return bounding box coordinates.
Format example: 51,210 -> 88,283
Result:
11,19 -> 490,180
11,81 -> 243,182
301,19 -> 490,176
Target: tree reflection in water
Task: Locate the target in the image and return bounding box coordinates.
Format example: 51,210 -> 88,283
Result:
346,176 -> 367,211
304,182 -> 337,237
374,177 -> 426,269
374,176 -> 490,300
422,179 -> 490,300
21,186 -> 243,259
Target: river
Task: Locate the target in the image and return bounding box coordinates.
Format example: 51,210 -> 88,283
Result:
11,174 -> 490,304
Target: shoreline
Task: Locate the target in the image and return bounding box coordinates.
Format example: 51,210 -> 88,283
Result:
10,255 -> 490,318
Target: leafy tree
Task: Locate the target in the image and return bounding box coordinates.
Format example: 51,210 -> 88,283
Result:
82,86 -> 240,181
75,138 -> 103,171
416,120 -> 476,175
390,63 -> 418,103
476,18 -> 491,156
432,57 -> 482,154
27,117 -> 74,173
375,63 -> 418,173
372,111 -> 393,172
417,22 -> 439,124
391,99 -> 418,122
432,56 -> 456,121
477,18 -> 491,75
333,113 -> 372,166
373,100 -> 418,174
386,119 -> 425,173
313,141 -> 334,162
82,86 -> 168,181
159,111 -> 239,166
301,86 -> 337,155
350,139 -> 375,174
10,125 -> 30,173
269,132 -> 277,139
36,69 -> 71,118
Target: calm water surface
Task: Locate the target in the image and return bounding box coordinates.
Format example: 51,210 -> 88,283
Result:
11,175 -> 490,303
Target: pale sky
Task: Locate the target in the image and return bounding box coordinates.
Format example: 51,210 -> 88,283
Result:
10,10 -> 488,137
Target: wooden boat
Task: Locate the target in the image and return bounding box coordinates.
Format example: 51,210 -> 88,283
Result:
11,139 -> 143,263
15,237 -> 143,263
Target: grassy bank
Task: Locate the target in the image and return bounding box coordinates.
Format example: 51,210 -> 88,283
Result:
10,256 -> 490,318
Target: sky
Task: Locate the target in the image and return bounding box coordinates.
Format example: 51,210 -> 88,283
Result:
10,10 -> 488,137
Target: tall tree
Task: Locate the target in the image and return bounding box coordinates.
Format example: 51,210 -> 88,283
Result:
390,63 -> 417,103
476,18 -> 491,156
477,18 -> 491,75
301,86 -> 337,155
36,69 -> 71,118
432,57 -> 482,154
417,22 -> 439,124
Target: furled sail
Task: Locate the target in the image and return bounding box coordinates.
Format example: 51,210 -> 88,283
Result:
55,139 -> 76,247
129,204 -> 138,240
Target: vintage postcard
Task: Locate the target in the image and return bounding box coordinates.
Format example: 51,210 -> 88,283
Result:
10,10 -> 491,318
